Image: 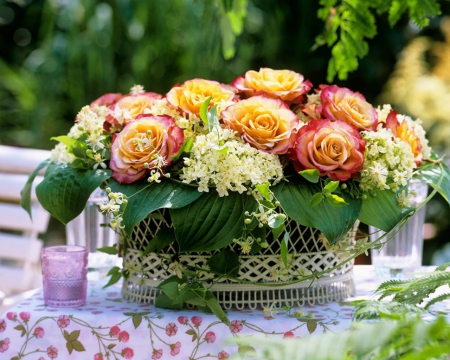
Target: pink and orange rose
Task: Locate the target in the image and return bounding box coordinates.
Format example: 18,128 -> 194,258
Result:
385,110 -> 423,165
290,119 -> 366,181
110,115 -> 184,183
221,95 -> 298,154
232,68 -> 312,104
319,85 -> 378,131
105,92 -> 162,127
166,78 -> 237,115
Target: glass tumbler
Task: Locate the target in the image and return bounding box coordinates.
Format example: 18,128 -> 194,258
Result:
41,245 -> 88,307
370,180 -> 428,278
66,188 -> 119,280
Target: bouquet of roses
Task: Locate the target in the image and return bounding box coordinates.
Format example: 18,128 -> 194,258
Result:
22,68 -> 450,317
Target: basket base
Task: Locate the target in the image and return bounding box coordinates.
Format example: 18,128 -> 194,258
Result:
121,271 -> 355,310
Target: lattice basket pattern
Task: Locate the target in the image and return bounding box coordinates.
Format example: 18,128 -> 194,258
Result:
122,209 -> 356,309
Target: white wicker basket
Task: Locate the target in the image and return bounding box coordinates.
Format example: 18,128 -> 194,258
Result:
121,210 -> 356,309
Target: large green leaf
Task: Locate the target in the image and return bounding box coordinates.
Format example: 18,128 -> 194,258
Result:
170,190 -> 257,252
108,179 -> 202,234
20,158 -> 50,219
272,178 -> 361,245
414,160 -> 450,206
359,187 -> 414,232
35,164 -> 111,224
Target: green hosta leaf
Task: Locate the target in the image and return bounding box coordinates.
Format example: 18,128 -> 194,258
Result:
414,160 -> 450,206
20,158 -> 50,218
108,179 -> 202,235
273,177 -> 361,245
207,250 -> 240,277
35,164 -> 111,224
299,169 -> 320,183
142,227 -> 176,255
170,190 -> 256,251
157,276 -> 182,300
359,187 -> 414,233
173,282 -> 207,307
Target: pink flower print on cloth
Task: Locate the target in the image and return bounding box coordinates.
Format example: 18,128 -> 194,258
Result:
34,327 -> 45,338
170,341 -> 181,356
152,349 -> 163,360
0,338 -> 10,353
230,320 -> 243,333
19,312 -> 30,321
177,316 -> 188,325
57,315 -> 70,328
110,325 -> 121,338
94,354 -> 104,360
165,323 -> 178,336
190,316 -> 202,327
47,345 -> 58,359
218,350 -> 229,360
0,319 -> 6,332
119,331 -> 130,343
205,331 -> 216,343
122,347 -> 134,359
6,312 -> 16,321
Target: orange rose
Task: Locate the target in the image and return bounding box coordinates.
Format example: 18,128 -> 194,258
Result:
221,95 -> 298,154
231,68 -> 312,104
320,85 -> 378,131
290,119 -> 365,181
110,115 -> 184,183
166,78 -> 236,115
385,110 -> 423,165
106,92 -> 162,127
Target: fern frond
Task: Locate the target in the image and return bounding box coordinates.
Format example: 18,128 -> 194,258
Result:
352,300 -> 424,321
425,293 -> 450,310
407,0 -> 442,28
388,0 -> 408,26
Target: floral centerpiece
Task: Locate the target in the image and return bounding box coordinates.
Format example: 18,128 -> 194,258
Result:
22,68 -> 450,323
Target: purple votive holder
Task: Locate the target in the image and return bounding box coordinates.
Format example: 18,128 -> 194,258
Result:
41,245 -> 88,307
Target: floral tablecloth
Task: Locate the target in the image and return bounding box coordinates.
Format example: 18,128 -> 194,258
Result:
1,265 -> 449,360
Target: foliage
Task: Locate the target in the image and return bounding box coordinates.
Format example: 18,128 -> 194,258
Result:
312,0 -> 442,81
233,316 -> 450,360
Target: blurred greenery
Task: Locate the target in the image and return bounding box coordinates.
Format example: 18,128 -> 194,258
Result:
1,0 -> 450,262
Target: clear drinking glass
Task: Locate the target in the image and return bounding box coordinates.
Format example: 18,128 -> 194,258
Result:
41,245 -> 88,307
370,180 -> 428,278
66,188 -> 119,280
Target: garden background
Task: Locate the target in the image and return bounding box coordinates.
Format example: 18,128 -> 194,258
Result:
1,0 -> 450,264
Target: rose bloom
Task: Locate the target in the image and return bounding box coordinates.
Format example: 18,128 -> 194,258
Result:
290,119 -> 366,181
177,316 -> 188,325
110,115 -> 184,183
320,85 -> 378,131
221,95 -> 298,154
106,92 -> 162,127
385,110 -> 423,165
166,78 -> 236,115
19,312 -> 31,321
232,68 -> 312,104
6,312 -> 16,321
91,93 -> 122,107
94,354 -> 104,360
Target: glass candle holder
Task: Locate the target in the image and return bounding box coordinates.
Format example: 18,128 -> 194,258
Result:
370,180 -> 428,279
41,245 -> 88,307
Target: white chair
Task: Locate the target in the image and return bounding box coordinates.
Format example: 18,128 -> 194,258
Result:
0,145 -> 51,296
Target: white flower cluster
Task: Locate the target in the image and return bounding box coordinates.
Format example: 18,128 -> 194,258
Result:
148,99 -> 209,140
359,126 -> 416,193
180,128 -> 284,197
377,104 -> 431,159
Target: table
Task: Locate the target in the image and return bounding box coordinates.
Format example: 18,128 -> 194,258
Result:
1,266 -> 449,360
